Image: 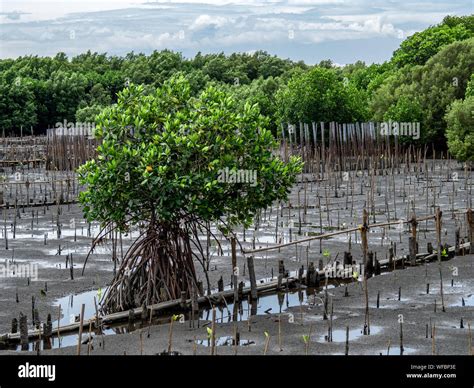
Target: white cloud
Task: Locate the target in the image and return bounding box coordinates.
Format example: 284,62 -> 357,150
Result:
254,18 -> 290,30
322,12 -> 450,25
189,14 -> 232,30
204,29 -> 285,46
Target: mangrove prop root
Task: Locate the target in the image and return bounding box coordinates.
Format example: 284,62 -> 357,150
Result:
101,222 -> 198,315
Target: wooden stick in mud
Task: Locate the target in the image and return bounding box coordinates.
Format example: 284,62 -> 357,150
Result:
211,307 -> 216,355
409,215 -> 418,266
232,275 -> 239,304
361,209 -> 370,335
77,303 -> 85,356
19,313 -> 28,351
467,209 -> 474,254
167,316 -> 175,353
11,318 -> 18,334
435,208 -> 446,312
247,256 -> 257,300
231,237 -> 237,273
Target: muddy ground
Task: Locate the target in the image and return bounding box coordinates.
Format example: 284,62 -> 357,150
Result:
3,253 -> 474,355
0,159 -> 472,355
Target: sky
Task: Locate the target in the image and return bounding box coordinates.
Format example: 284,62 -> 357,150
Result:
0,0 -> 472,64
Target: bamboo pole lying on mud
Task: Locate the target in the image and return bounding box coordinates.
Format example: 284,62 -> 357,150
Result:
243,214 -> 437,254
0,198 -> 78,209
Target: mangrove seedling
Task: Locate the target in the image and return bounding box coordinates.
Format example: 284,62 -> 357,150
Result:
167,314 -> 179,353
206,326 -> 213,347
263,330 -> 270,355
302,334 -> 310,355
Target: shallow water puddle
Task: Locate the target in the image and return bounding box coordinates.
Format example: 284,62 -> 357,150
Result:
377,347 -> 417,355
318,326 -> 382,343
45,244 -> 112,256
194,336 -> 254,347
17,285 -> 313,351
212,290 -> 309,323
389,347 -> 417,355
452,294 -> 474,307
16,288 -> 113,350
54,289 -> 104,327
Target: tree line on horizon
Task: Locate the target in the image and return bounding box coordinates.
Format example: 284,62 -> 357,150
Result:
0,14 -> 472,161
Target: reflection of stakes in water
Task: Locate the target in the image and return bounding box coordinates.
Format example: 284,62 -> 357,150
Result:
328,298 -> 333,342
399,317 -> 404,355
87,321 -> 92,355
345,326 -> 350,355
57,305 -> 61,347
247,296 -> 251,332
76,303 -> 85,356
323,266 -> 328,320
233,323 -> 238,355
278,313 -> 282,351
468,322 -> 472,355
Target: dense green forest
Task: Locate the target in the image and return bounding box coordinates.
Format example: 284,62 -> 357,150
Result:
0,14 -> 473,160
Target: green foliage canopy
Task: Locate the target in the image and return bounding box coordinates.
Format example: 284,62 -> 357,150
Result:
276,66 -> 369,124
445,96 -> 474,161
370,38 -> 474,144
78,76 -> 302,230
392,16 -> 473,67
